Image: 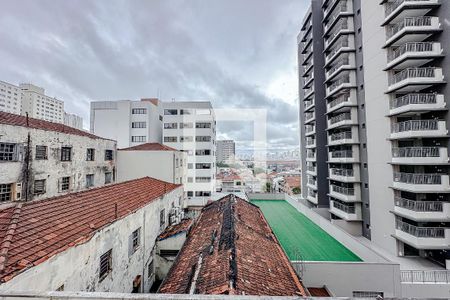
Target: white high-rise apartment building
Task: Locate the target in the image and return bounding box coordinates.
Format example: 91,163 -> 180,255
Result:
0,81 -> 21,115
162,101 -> 216,206
217,140 -> 235,163
90,98 -> 162,148
20,83 -> 64,123
64,112 -> 84,130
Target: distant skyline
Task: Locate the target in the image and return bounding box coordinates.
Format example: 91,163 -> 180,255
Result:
0,0 -> 309,149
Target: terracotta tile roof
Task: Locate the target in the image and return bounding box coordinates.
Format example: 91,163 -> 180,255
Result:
308,287 -> 331,297
158,194 -> 307,296
0,177 -> 180,283
157,219 -> 193,241
285,176 -> 301,188
216,173 -> 242,181
0,111 -> 110,140
118,143 -> 178,152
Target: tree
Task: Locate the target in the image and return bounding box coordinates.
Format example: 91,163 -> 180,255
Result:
292,187 -> 301,194
265,182 -> 272,193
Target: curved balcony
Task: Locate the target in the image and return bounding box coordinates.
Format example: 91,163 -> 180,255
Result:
328,107 -> 358,130
387,67 -> 445,93
327,90 -> 358,113
329,145 -> 360,163
326,54 -> 356,82
389,93 -> 446,116
324,18 -> 354,51
386,42 -> 443,70
324,0 -> 354,34
390,119 -> 447,139
329,184 -> 361,202
392,172 -> 450,193
330,200 -> 362,221
393,197 -> 450,221
394,219 -> 450,250
304,86 -> 315,100
392,146 -> 449,165
383,0 -> 440,25
329,166 -> 360,182
328,127 -> 359,146
326,72 -> 356,97
325,36 -> 355,66
385,16 -> 442,48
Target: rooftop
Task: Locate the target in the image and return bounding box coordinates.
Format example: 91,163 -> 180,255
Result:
119,143 -> 178,152
0,111 -> 108,140
157,219 -> 193,241
0,177 -> 180,283
250,200 -> 361,262
159,195 -> 307,296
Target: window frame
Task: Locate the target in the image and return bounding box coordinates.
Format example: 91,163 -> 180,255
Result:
59,176 -> 71,192
159,209 -> 166,227
86,148 -> 95,161
60,147 -> 72,162
105,150 -> 114,161
0,183 -> 12,202
33,179 -> 46,195
35,145 -> 48,160
86,174 -> 95,188
99,249 -> 112,281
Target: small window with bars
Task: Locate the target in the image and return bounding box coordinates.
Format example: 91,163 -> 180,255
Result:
131,136 -> 146,142
0,143 -> 19,161
0,184 -> 12,202
99,249 -> 112,281
160,209 -> 165,227
35,145 -> 47,160
148,260 -> 154,279
86,148 -> 95,161
352,291 -> 384,298
59,177 -> 70,192
60,147 -> 72,161
33,179 -> 46,194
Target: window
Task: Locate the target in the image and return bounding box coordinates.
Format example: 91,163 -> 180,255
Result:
187,191 -> 193,197
0,143 -> 19,161
131,122 -> 146,128
131,136 -> 146,142
59,177 -> 70,192
180,109 -> 193,115
99,249 -> 112,281
196,122 -> 211,128
60,147 -> 72,161
105,172 -> 113,184
131,108 -> 147,114
352,291 -> 383,298
195,149 -> 211,156
35,145 -> 47,160
196,136 -> 211,142
180,122 -> 193,129
86,174 -> 94,188
130,228 -> 141,254
33,179 -> 46,194
164,109 -> 177,115
148,260 -> 154,279
196,177 -> 211,183
164,123 -> 178,129
195,191 -> 211,197
0,184 -> 12,202
180,136 -> 193,142
159,115 -> 163,121
160,209 -> 166,227
105,150 -> 113,161
196,163 -> 211,169
86,148 -> 95,161
187,163 -> 193,169
164,136 -> 177,143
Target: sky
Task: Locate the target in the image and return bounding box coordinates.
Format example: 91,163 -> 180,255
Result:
0,0 -> 309,151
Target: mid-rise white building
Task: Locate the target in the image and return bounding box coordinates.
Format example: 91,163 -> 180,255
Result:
64,112 -> 84,129
90,99 -> 162,149
20,83 -> 64,123
217,139 -> 235,163
0,81 -> 21,115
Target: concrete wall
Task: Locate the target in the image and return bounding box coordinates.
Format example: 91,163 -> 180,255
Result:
156,233 -> 187,280
246,192 -> 285,200
117,150 -> 186,185
0,187 -> 184,293
0,124 -> 116,201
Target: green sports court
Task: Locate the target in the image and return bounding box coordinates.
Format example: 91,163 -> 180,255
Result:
251,200 -> 361,262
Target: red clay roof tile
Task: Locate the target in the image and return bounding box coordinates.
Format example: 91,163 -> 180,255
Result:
118,143 -> 178,152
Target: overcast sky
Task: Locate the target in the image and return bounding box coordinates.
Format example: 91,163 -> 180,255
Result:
0,0 -> 309,151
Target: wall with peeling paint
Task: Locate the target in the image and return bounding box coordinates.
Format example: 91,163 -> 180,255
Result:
0,186 -> 184,293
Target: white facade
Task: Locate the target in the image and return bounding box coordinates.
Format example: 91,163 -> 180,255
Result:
162,101 -> 216,206
216,140 -> 235,163
0,121 -> 117,202
117,147 -> 187,185
0,81 -> 21,115
20,83 -> 64,123
90,99 -> 162,149
0,186 -> 184,293
64,112 -> 84,130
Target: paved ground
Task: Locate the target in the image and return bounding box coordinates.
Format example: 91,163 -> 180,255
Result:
251,200 -> 362,262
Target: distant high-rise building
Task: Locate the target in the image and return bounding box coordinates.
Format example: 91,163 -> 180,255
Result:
0,81 -> 21,115
20,83 -> 64,123
64,112 -> 84,130
216,139 -> 235,163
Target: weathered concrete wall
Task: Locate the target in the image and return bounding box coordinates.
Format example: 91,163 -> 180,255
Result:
156,233 -> 187,280
0,124 -> 116,201
0,187 -> 184,293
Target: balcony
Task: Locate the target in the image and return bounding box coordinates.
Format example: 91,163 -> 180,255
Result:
387,67 -> 445,93
326,72 -> 356,97
307,188 -> 318,204
329,146 -> 360,163
392,146 -> 449,165
328,108 -> 358,130
306,164 -> 317,176
327,89 -> 358,114
325,36 -> 355,66
383,0 -> 440,25
304,86 -> 315,99
306,150 -> 316,162
328,127 -> 359,146
394,219 -> 450,249
307,177 -> 318,190
390,119 -> 447,139
306,137 -> 316,149
330,200 -> 362,221
385,16 -> 442,48
392,172 -> 450,193
304,112 -> 315,124
329,167 -> 360,182
389,93 -> 446,116
304,99 -> 315,111
324,0 -> 353,34
325,18 -> 354,51
326,54 -> 356,81
393,197 -> 450,221
386,42 -> 443,70
329,184 -> 361,202
305,124 -> 316,137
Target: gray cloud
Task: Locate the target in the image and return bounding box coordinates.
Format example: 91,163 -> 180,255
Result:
0,0 -> 308,150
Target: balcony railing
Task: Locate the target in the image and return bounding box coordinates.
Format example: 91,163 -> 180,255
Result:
304,99 -> 314,108
331,168 -> 354,177
307,165 -> 316,172
327,56 -> 350,76
326,2 -> 348,27
332,200 -> 356,214
332,185 -> 355,195
306,138 -> 315,145
329,112 -> 351,124
385,0 -> 436,17
393,172 -> 442,185
329,93 -> 350,108
305,112 -> 314,121
327,19 -> 349,43
387,16 -> 432,38
392,146 -> 440,158
390,93 -> 437,109
305,125 -> 315,133
326,37 -> 349,61
308,189 -> 317,197
401,270 -> 450,283
331,149 -> 353,158
391,120 -> 438,133
329,75 -> 350,93
394,196 -> 444,212
388,42 -> 434,62
389,67 -> 436,85
396,219 -> 445,238
330,131 -> 352,141
307,151 -> 316,158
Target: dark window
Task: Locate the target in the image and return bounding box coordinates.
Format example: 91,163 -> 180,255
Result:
0,184 -> 12,202
105,172 -> 113,184
195,191 -> 211,197
196,136 -> 211,142
99,249 -> 112,281
159,249 -> 179,257
61,147 -> 72,161
131,122 -> 146,128
0,143 -> 18,161
187,191 -> 193,197
59,177 -> 70,192
195,149 -> 211,156
33,179 -> 46,194
164,123 -> 177,129
164,109 -> 177,115
105,150 -> 113,161
195,122 -> 211,128
132,228 -> 141,252
180,109 -> 193,115
131,108 -> 147,114
35,145 -> 47,160
195,163 -> 211,169
160,209 -> 165,227
86,174 -> 94,187
148,260 -> 154,278
159,115 -> 163,121
131,136 -> 146,142
164,136 -> 177,143
86,148 -> 95,161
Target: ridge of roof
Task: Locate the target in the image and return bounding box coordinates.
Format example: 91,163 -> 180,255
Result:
118,143 -> 179,152
0,204 -> 22,273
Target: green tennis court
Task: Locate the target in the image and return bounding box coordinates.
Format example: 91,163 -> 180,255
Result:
251,200 -> 361,262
